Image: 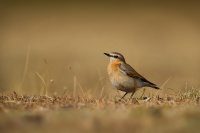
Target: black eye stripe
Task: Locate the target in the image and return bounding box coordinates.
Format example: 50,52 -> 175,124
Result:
113,55 -> 119,58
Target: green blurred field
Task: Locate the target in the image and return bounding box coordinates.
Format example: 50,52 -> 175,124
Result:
0,1 -> 200,133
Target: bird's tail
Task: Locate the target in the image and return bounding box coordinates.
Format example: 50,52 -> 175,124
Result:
152,86 -> 160,90
145,81 -> 160,90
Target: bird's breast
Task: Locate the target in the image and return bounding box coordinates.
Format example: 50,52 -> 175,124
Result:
107,61 -> 121,76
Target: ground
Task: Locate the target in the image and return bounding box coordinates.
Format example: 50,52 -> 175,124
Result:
0,89 -> 200,133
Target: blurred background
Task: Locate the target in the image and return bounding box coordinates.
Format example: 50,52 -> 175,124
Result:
0,0 -> 200,96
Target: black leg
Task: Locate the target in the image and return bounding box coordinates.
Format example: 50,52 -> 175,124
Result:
130,91 -> 135,99
120,92 -> 128,100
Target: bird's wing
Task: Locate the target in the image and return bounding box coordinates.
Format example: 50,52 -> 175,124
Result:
119,63 -> 156,86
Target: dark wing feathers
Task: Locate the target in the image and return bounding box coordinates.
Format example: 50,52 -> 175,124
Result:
119,63 -> 159,89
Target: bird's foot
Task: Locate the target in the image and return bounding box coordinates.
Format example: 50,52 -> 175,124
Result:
118,98 -> 127,103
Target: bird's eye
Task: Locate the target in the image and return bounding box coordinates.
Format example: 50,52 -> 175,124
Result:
113,55 -> 118,58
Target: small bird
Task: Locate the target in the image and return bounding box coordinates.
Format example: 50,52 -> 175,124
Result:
104,52 -> 159,100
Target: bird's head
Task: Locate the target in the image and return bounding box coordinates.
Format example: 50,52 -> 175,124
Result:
104,52 -> 126,63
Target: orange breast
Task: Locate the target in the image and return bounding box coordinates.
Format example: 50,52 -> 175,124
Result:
107,60 -> 122,76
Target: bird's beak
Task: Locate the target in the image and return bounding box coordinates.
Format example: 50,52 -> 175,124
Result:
104,53 -> 110,57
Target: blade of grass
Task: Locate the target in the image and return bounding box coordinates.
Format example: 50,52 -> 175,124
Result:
35,71 -> 47,96
155,76 -> 172,96
73,76 -> 76,98
97,68 -> 105,97
69,67 -> 85,99
19,46 -> 30,91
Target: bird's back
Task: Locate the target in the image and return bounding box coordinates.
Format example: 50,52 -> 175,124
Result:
119,63 -> 159,89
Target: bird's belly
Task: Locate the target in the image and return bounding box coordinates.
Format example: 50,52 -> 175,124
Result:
109,74 -> 142,93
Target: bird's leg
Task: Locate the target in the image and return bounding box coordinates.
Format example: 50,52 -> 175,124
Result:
120,92 -> 128,101
129,91 -> 139,104
130,92 -> 134,99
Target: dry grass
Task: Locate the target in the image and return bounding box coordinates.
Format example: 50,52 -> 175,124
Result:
0,88 -> 200,133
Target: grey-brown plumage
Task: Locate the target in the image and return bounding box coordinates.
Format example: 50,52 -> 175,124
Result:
104,52 -> 160,100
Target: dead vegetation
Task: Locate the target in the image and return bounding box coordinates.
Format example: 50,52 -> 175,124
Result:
0,88 -> 200,133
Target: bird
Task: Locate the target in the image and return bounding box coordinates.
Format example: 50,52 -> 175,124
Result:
104,52 -> 160,100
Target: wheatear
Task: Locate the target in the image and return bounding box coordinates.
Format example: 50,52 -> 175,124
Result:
104,52 -> 159,100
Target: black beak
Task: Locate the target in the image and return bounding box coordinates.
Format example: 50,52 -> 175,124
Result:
104,53 -> 110,57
